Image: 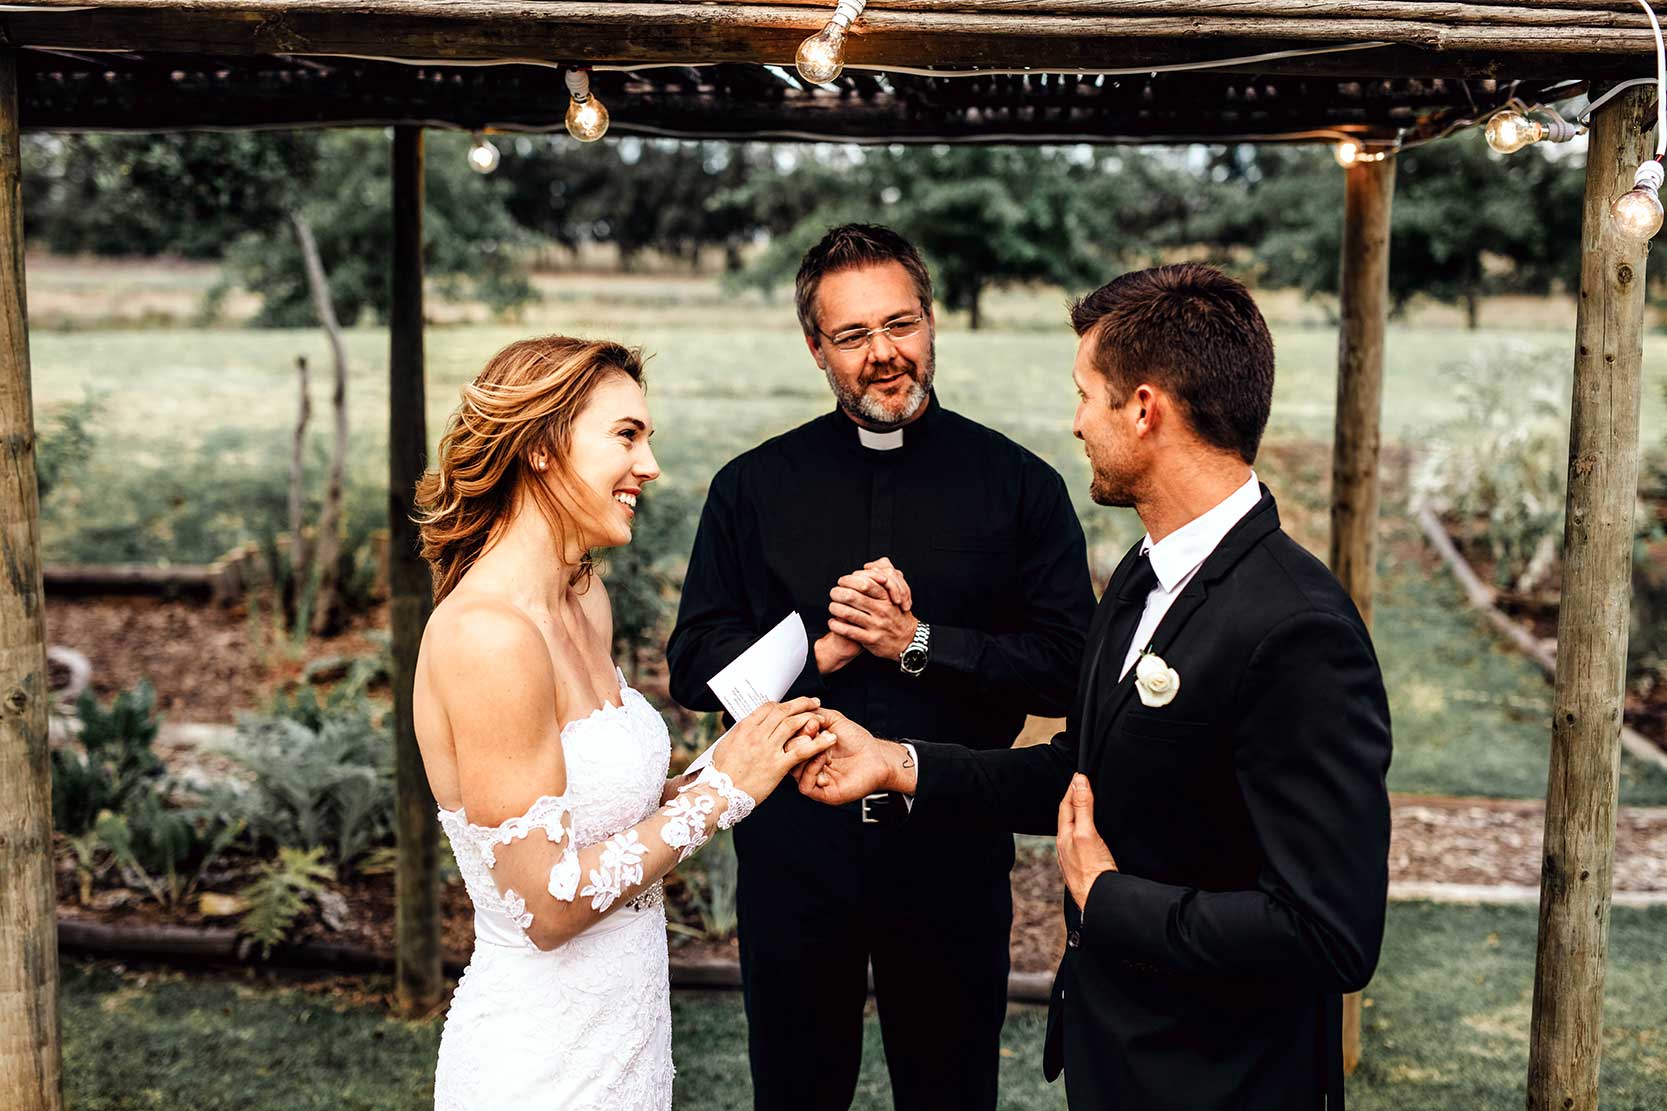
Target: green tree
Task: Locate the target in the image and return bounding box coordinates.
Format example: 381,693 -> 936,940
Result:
21,132 -> 319,259
1210,132 -> 1585,326
229,130 -> 534,325
733,145 -> 1199,329
499,137 -> 763,270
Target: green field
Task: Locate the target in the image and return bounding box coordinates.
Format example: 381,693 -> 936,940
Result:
28,271 -> 1667,803
58,903 -> 1667,1110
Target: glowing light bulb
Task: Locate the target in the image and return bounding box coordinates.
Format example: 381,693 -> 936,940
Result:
795,0 -> 865,86
566,96 -> 609,142
1613,160 -> 1666,242
564,69 -> 610,143
796,26 -> 849,85
1484,110 -> 1547,155
1334,139 -> 1361,168
467,133 -> 500,174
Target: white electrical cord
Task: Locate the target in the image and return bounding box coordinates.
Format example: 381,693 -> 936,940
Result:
1634,0 -> 1666,156
285,41 -> 1389,81
1580,77 -> 1657,123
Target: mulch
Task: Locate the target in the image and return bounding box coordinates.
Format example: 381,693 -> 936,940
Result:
45,594 -> 387,721
44,558 -> 1667,982
58,792 -> 1667,979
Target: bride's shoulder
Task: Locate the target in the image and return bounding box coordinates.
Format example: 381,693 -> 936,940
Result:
425,593 -> 552,684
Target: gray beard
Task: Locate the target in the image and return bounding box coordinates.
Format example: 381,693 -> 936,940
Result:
825,354 -> 936,430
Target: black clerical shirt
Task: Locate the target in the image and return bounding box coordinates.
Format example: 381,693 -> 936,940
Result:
667,393 -> 1093,752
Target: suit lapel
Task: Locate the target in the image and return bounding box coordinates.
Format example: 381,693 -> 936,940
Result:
1084,491 -> 1283,773
1074,545 -> 1144,772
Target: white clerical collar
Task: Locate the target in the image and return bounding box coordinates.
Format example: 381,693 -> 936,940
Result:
856,426 -> 905,451
1138,471 -> 1262,592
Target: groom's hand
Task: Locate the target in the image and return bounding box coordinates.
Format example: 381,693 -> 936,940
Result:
1057,774 -> 1118,913
794,709 -> 917,805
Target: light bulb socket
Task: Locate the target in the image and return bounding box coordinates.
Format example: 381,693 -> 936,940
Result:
565,68 -> 593,103
1633,158 -> 1665,195
826,0 -> 865,31
1537,112 -> 1580,144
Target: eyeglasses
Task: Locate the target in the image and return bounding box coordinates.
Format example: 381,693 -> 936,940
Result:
821,314 -> 926,353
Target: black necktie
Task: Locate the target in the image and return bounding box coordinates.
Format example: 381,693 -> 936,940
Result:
1105,551 -> 1160,666
1077,552 -> 1160,772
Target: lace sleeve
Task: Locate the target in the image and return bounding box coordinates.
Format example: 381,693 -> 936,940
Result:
470,766 -> 754,949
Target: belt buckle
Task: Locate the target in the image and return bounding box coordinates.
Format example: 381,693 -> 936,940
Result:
860,792 -> 887,824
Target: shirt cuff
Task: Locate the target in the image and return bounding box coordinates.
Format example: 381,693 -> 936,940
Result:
900,742 -> 918,813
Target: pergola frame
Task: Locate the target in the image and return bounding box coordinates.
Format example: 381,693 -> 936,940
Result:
0,4 -> 1654,1109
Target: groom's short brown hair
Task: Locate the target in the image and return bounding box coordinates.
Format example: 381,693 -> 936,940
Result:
1070,263 -> 1274,464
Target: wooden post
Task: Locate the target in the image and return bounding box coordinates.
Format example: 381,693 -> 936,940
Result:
1331,152 -> 1395,1077
1525,84 -> 1653,1111
0,50 -> 64,1111
390,124 -> 442,1017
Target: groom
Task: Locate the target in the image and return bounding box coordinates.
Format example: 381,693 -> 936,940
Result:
799,263 -> 1393,1109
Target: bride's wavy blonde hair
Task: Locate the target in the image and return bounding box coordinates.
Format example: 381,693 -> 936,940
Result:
414,335 -> 646,603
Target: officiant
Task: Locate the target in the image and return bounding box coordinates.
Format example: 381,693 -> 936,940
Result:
667,224 -> 1094,1111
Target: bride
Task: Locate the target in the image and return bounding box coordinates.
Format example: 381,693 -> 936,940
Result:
410,335 -> 832,1110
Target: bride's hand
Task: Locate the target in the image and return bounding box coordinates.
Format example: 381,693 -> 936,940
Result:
710,697 -> 835,802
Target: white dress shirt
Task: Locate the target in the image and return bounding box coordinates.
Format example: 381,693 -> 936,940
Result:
1117,472 -> 1262,680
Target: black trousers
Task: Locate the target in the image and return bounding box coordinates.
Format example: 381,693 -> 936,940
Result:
734,789 -> 1014,1111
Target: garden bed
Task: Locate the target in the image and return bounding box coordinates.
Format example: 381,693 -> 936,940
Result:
1423,507 -> 1667,762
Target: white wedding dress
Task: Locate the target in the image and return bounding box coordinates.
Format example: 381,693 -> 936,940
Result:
433,670 -> 685,1110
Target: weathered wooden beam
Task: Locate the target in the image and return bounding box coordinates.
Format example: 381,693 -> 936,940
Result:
2,0 -> 1664,69
388,123 -> 442,1019
718,0 -> 1657,29
1330,150 -> 1394,1081
18,62 -> 1469,140
1525,83 -> 1653,1111
0,47 -> 61,1111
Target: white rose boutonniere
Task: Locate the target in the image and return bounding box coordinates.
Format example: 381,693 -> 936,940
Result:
1133,646 -> 1181,708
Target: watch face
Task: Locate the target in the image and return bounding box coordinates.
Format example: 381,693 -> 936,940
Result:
901,646 -> 927,672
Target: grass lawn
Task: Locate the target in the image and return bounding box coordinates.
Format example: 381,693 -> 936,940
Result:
59,903 -> 1667,1110
27,272 -> 1667,802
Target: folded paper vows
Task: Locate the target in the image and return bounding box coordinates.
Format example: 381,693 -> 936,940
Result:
686,612 -> 809,776
707,612 -> 809,721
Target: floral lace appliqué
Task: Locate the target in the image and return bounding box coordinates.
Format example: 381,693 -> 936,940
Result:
659,792 -> 717,862
581,830 -> 649,912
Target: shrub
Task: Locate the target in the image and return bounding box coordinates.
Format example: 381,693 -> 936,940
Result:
1414,344 -> 1570,593
223,695 -> 394,874
599,485 -> 699,685
51,681 -> 244,908
93,796 -> 243,910
36,392 -> 101,504
51,681 -> 166,838
238,847 -> 335,956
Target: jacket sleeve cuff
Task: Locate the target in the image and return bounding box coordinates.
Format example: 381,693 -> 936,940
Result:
927,623 -> 980,674
1081,869 -> 1173,960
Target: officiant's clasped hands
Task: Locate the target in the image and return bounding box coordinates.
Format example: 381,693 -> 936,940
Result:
817,557 -> 919,672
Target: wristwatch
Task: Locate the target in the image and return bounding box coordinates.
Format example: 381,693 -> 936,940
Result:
900,621 -> 931,676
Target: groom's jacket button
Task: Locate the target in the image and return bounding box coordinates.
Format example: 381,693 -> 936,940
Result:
1066,930 -> 1081,949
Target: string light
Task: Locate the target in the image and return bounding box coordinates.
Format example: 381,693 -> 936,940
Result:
796,0 -> 866,85
1333,138 -> 1394,167
565,68 -> 610,142
1483,107 -> 1580,155
1614,158 -> 1665,241
1612,0 -> 1667,240
467,132 -> 500,173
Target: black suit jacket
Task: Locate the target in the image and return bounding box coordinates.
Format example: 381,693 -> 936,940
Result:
913,490 -> 1392,1110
